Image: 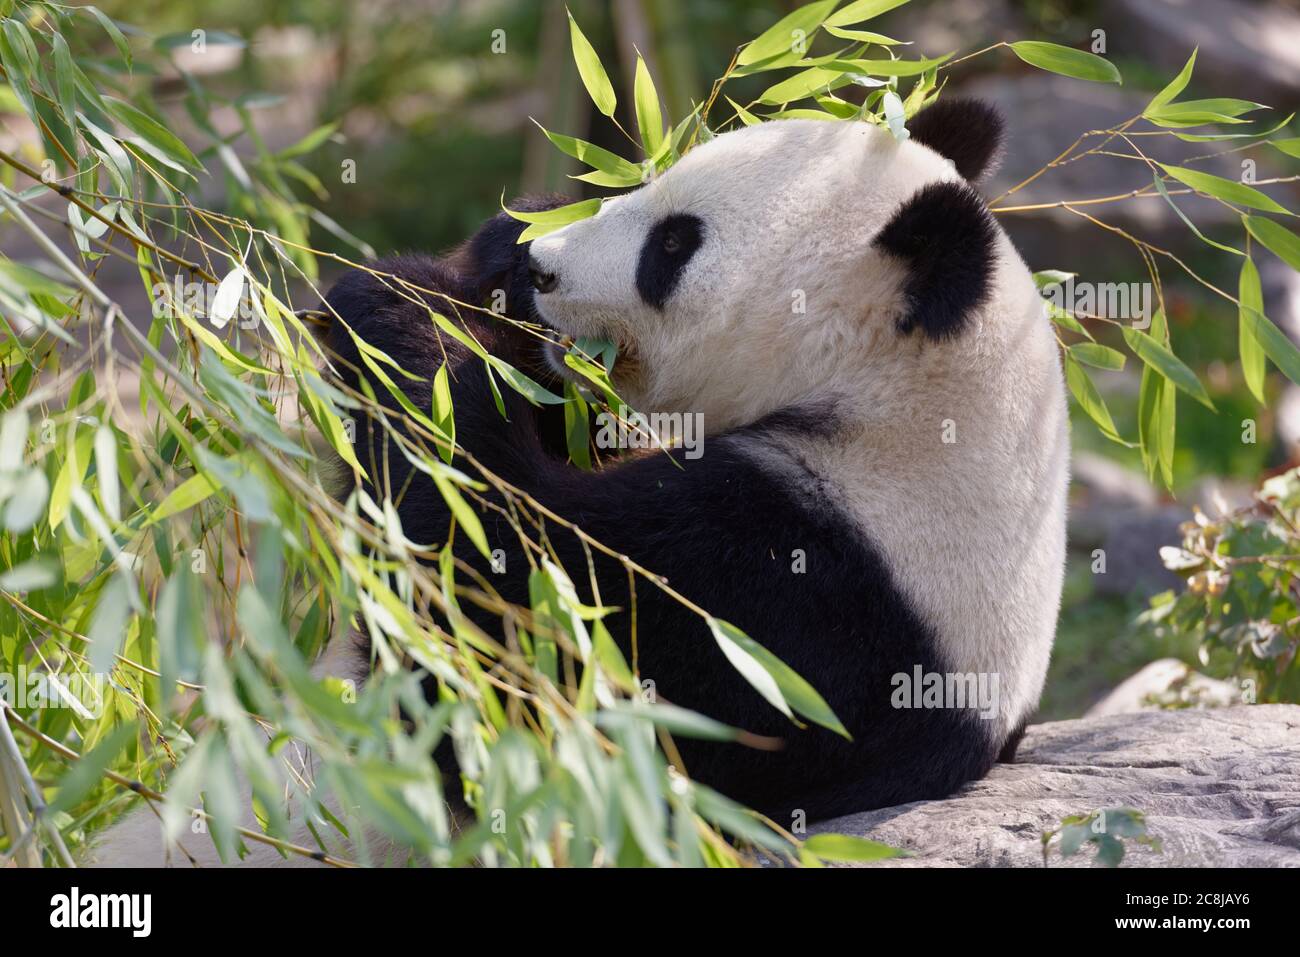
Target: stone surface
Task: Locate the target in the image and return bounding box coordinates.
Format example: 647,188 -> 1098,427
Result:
1086,658 -> 1245,716
812,705 -> 1300,867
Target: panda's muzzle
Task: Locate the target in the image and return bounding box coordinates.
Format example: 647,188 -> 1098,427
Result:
527,258 -> 558,294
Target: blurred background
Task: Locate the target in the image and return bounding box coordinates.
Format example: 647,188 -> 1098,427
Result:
5,0 -> 1300,717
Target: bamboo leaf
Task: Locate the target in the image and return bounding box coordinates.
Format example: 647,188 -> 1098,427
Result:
1243,214 -> 1300,271
1239,255 -> 1268,404
633,55 -> 665,157
1010,41 -> 1121,85
1144,48 -> 1196,113
826,0 -> 913,26
46,724 -> 136,816
503,194 -> 602,243
1158,164 -> 1289,215
1069,342 -> 1126,371
150,471 -> 222,524
567,8 -> 616,117
533,123 -> 643,180
82,6 -> 133,69
708,617 -> 849,739
1064,351 -> 1126,444
804,832 -> 902,861
738,0 -> 839,66
1239,301 -> 1300,388
1122,324 -> 1216,410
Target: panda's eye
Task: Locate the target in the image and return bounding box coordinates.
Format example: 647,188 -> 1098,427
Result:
638,213 -> 703,310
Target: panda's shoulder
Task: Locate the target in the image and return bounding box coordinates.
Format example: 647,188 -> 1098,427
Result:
325,253 -> 471,320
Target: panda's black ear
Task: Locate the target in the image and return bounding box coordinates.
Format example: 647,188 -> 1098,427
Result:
907,98 -> 1004,182
460,194 -> 569,298
873,181 -> 997,342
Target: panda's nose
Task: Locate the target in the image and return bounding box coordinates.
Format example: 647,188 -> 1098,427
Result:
528,259 -> 558,294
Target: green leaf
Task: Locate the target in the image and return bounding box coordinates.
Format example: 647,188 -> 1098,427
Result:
0,259 -> 75,300
1239,300 -> 1300,389
825,0 -> 913,28
0,559 -> 58,592
1271,137 -> 1300,159
1064,351 -> 1125,444
3,468 -> 49,533
156,570 -> 203,698
563,382 -> 593,469
432,471 -> 490,560
1238,256 -> 1267,404
1144,48 -> 1195,113
82,6 -> 133,68
0,20 -> 39,125
1048,307 -> 1093,340
758,67 -> 851,106
708,617 -> 849,738
51,33 -> 78,130
633,55 -> 665,157
150,470 -> 222,524
1095,833 -> 1126,867
46,724 -> 136,816
89,572 -> 133,676
103,97 -> 204,171
597,702 -> 741,742
1137,311 -> 1176,489
1152,172 -> 1242,255
1157,164 -> 1289,215
93,424 -> 120,523
535,123 -> 644,181
727,96 -> 762,127
1122,325 -> 1216,410
1069,342 -> 1126,371
567,8 -> 616,117
1010,41 -> 1121,85
503,195 -> 601,243
277,122 -> 338,158
431,362 -> 456,465
1243,214 -> 1300,271
1171,112 -> 1294,142
804,832 -> 902,861
825,53 -> 953,77
49,426 -> 94,530
822,26 -> 905,44
1145,98 -> 1266,128
737,0 -> 839,66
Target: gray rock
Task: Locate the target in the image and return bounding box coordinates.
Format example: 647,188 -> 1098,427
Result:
812,705 -> 1300,867
1085,658 -> 1245,716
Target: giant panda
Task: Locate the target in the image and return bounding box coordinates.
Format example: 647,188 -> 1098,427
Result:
91,99 -> 1069,865
323,97 -> 1069,821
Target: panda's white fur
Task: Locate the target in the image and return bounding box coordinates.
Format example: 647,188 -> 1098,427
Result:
88,109 -> 1069,866
529,118 -> 1068,736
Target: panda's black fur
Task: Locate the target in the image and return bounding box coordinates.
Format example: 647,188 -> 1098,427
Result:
321,102 -> 1015,824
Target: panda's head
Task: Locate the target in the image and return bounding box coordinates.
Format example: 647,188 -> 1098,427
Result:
526,99 -> 1036,432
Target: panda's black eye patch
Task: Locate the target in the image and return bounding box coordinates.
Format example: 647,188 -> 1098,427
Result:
637,214 -> 703,310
